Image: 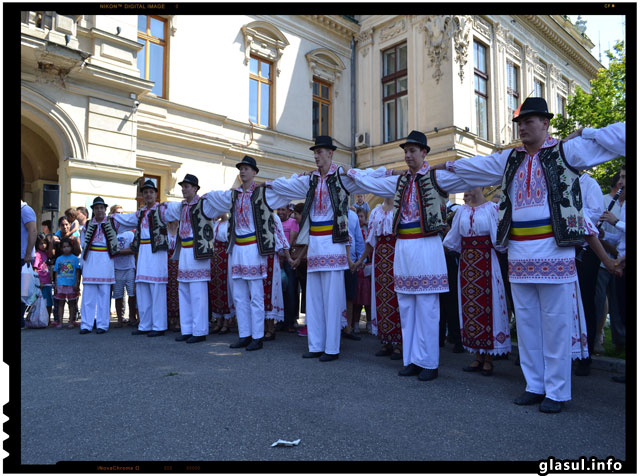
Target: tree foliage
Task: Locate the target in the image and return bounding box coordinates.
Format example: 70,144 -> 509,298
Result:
551,41 -> 625,192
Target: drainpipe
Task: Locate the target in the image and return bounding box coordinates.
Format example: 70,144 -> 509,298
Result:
350,35 -> 357,182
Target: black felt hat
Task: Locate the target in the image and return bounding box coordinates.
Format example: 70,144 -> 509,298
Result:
512,97 -> 554,122
399,130 -> 430,153
236,155 -> 259,173
140,179 -> 158,192
178,174 -> 200,190
309,135 -> 337,151
90,196 -> 108,209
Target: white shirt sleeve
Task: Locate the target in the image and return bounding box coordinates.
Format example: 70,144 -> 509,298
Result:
563,122 -> 625,169
441,209 -> 462,254
434,170 -> 472,194
200,190 -> 233,218
163,202 -> 183,222
112,211 -> 139,231
268,174 -> 311,202
580,175 -> 605,226
347,169 -> 398,198
447,149 -> 512,188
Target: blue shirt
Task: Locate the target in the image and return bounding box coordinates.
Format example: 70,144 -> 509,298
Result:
54,254 -> 81,286
21,203 -> 36,259
347,209 -> 364,262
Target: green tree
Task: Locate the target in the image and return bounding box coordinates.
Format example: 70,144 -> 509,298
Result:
551,40 -> 625,192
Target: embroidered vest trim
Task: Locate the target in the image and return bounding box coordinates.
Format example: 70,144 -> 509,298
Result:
496,141 -> 585,247
228,185 -> 276,256
299,168 -> 350,244
131,204 -> 169,254
188,199 -> 215,259
392,169 -> 448,236
83,217 -> 120,259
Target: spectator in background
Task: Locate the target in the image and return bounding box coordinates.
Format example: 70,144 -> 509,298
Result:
54,215 -> 82,255
21,198 -> 37,328
439,205 -> 463,354
290,203 -> 308,336
344,207 -> 364,340
53,238 -> 82,328
64,208 -> 81,236
109,205 -> 138,328
34,233 -> 54,325
353,208 -> 372,334
277,205 -> 300,333
209,214 -> 235,335
352,194 -> 370,216
41,220 -> 53,236
76,206 -> 89,234
166,220 -> 181,332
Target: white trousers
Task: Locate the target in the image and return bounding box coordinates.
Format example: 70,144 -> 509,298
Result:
137,282 -> 167,332
397,293 -> 440,369
81,284 -> 111,331
511,282 -> 573,402
178,281 -> 209,337
306,270 -> 346,355
232,278 -> 265,339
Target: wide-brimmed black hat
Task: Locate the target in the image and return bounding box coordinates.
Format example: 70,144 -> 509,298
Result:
512,97 -> 554,122
399,130 -> 430,153
178,174 -> 200,190
310,135 -> 337,151
140,179 -> 158,192
236,155 -> 259,173
90,196 -> 108,209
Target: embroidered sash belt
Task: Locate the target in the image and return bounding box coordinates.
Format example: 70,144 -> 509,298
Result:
397,221 -> 436,239
461,235 -> 493,250
140,239 -> 151,245
510,218 -> 553,241
181,237 -> 194,248
235,232 -> 257,246
89,245 -> 108,252
310,220 -> 333,236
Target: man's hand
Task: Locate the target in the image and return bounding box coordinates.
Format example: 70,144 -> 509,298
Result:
561,127 -> 584,143
599,211 -> 618,226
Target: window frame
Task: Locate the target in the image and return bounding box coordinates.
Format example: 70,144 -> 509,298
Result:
473,40 -> 489,141
381,42 -> 408,144
533,78 -> 545,99
557,94 -> 567,119
137,15 -> 168,99
506,61 -> 520,140
249,54 -> 274,129
312,77 -> 332,138
135,174 -> 162,210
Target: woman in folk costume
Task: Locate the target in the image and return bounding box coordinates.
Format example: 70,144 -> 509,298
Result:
199,156 -> 291,351
79,196 -> 126,334
353,197 -> 402,360
434,97 -> 625,412
209,213 -> 235,335
442,187 -> 510,376
166,220 -> 180,332
112,179 -> 170,337
263,212 -> 291,341
348,131 -> 469,381
163,174 -> 217,344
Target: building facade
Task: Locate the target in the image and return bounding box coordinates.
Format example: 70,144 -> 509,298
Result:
21,12 -> 600,226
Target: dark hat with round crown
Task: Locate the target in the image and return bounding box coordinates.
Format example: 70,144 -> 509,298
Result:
512,97 -> 554,122
399,130 -> 431,153
236,155 -> 259,173
310,135 -> 337,151
178,174 -> 200,190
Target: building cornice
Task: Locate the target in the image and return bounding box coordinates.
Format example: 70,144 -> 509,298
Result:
304,15 -> 360,39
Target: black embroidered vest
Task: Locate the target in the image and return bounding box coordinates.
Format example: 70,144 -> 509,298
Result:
496,141 -> 585,247
131,204 -> 169,254
392,169 -> 448,236
298,168 -> 350,244
82,217 -> 120,259
189,198 -> 215,259
228,185 -> 276,256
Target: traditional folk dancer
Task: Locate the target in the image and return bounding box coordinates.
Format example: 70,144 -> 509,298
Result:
79,197 -> 124,334
209,214 -> 235,335
112,180 -> 170,337
267,136 -> 383,362
163,174 -> 217,344
436,97 -> 625,412
348,130 -> 468,380
200,156 -> 291,351
353,197 -> 403,360
166,221 -> 180,332
442,187 -> 510,376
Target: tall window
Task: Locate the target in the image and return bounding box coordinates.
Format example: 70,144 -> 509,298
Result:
137,15 -> 167,98
382,42 -> 408,143
557,94 -> 567,118
534,79 -> 545,99
249,55 -> 273,128
312,78 -> 331,138
135,174 -> 161,209
474,41 -> 489,140
506,61 -> 519,140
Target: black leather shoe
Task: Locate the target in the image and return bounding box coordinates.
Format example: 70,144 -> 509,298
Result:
147,331 -> 165,337
186,335 -> 206,344
79,329 -> 91,334
513,391 -> 545,405
398,364 -> 422,376
246,338 -> 263,351
175,334 -> 192,342
302,351 -> 323,358
418,368 -> 438,381
539,397 -> 563,413
319,353 -> 339,362
452,343 -> 465,353
96,329 -> 107,334
343,332 -> 361,341
575,358 -> 591,376
132,329 -> 150,335
230,337 -> 252,348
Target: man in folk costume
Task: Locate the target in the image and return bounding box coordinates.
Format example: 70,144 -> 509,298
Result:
435,97 -> 625,412
199,156 -> 291,351
79,197 -> 123,334
112,179 -> 170,337
268,136 -> 390,362
348,131 -> 468,380
163,174 -> 216,344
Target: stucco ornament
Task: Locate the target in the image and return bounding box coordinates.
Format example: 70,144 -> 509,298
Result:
423,15 -> 471,84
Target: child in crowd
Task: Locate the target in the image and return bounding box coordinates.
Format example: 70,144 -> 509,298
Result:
52,238 -> 81,328
354,208 -> 372,333
33,233 -> 54,323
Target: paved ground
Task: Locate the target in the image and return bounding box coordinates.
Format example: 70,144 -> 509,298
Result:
17,317 -> 627,471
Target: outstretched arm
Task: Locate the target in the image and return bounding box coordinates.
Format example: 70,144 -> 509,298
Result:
443,149 -> 511,188
562,122 -> 625,169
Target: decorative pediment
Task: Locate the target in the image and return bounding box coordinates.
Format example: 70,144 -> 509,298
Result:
305,48 -> 346,88
241,21 -> 289,75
